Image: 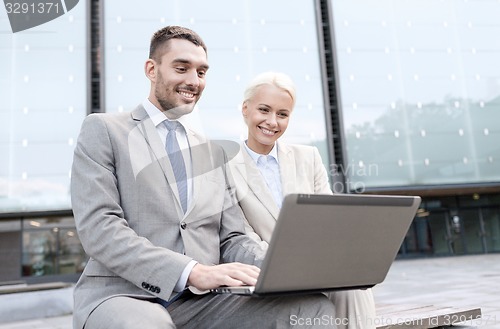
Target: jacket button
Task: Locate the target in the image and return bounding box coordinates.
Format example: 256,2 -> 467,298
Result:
180,222 -> 187,229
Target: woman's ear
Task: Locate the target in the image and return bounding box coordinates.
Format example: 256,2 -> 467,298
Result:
242,101 -> 248,117
144,59 -> 156,82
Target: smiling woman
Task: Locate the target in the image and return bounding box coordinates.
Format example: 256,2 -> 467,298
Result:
230,72 -> 377,329
242,73 -> 295,155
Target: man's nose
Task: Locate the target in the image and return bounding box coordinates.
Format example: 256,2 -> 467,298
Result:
185,70 -> 200,87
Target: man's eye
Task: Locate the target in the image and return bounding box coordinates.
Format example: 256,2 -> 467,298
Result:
198,71 -> 206,77
176,67 -> 187,72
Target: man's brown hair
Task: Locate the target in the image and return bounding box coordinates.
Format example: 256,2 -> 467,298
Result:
149,25 -> 207,62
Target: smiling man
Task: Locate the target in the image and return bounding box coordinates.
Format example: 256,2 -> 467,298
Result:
70,26 -> 337,329
146,29 -> 209,119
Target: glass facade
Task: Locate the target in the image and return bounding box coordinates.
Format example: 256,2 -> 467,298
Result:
103,0 -> 330,161
22,215 -> 87,278
0,212 -> 87,282
0,1 -> 87,212
330,0 -> 500,190
400,193 -> 500,256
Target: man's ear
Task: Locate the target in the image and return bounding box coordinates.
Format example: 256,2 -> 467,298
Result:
145,59 -> 156,82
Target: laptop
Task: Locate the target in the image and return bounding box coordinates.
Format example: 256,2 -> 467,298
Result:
212,193 -> 421,296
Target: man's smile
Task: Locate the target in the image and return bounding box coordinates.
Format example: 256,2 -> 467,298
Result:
178,89 -> 196,101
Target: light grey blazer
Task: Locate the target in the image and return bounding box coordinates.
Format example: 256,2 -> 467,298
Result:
70,105 -> 265,329
229,141 -> 332,244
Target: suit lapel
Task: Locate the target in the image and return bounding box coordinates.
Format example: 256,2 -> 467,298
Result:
277,141 -> 297,197
236,144 -> 280,220
132,106 -> 184,217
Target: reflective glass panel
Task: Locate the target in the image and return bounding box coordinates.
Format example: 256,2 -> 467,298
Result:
482,207 -> 500,252
0,1 -> 87,212
22,216 -> 87,277
330,0 -> 500,189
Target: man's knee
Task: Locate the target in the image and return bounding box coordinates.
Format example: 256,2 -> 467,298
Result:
298,293 -> 336,317
285,294 -> 337,327
85,297 -> 174,329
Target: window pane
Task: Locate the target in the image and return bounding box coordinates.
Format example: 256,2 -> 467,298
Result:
0,1 -> 87,212
482,207 -> 500,252
331,0 -> 500,189
22,216 -> 87,277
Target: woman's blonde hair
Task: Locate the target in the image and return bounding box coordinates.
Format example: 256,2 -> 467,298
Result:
243,72 -> 296,106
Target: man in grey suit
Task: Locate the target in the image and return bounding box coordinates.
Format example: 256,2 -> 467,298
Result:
71,25 -> 337,329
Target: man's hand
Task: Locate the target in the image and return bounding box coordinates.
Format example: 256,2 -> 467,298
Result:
187,262 -> 260,291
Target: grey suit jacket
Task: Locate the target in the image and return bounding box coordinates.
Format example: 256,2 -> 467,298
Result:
229,141 -> 332,245
70,105 -> 265,329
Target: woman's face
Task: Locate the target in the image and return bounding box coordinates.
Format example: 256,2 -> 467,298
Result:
243,84 -> 294,154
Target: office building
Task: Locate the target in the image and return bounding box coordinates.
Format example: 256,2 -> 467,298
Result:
0,0 -> 499,284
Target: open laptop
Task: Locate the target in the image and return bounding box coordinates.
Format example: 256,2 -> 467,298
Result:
212,193 -> 421,296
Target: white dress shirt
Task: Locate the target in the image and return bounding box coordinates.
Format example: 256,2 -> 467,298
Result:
243,141 -> 283,208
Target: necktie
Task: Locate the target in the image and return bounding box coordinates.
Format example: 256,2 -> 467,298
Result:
164,120 -> 188,213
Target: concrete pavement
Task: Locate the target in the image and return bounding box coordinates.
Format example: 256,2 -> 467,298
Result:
0,253 -> 499,328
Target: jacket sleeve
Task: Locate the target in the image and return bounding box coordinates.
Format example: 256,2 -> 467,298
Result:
312,147 -> 334,195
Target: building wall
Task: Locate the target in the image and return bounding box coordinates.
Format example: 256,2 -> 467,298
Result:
0,231 -> 21,281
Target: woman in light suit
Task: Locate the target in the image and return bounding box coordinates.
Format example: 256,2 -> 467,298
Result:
230,72 -> 377,329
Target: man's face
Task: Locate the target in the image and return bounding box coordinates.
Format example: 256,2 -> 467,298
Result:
148,38 -> 209,118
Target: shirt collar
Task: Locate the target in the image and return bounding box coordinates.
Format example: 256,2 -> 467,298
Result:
243,141 -> 279,164
142,98 -> 190,130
